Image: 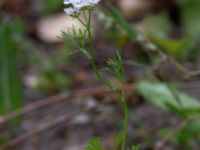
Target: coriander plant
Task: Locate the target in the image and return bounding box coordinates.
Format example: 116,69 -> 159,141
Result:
63,0 -> 132,149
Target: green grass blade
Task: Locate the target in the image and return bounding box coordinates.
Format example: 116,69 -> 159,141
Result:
108,4 -> 137,40
0,21 -> 23,115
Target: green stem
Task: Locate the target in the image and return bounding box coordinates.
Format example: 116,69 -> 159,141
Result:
120,96 -> 128,150
82,11 -> 129,149
85,12 -> 118,95
90,58 -> 113,90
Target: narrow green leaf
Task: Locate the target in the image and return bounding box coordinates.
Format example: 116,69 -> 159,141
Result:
136,80 -> 200,112
0,20 -> 23,114
114,132 -> 123,150
108,4 -> 137,40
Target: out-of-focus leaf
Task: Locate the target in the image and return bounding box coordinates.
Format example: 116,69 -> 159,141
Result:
150,37 -> 191,58
179,0 -> 200,37
136,80 -> 200,112
114,132 -> 123,150
32,0 -> 62,14
131,145 -> 139,150
142,13 -> 172,38
85,137 -> 103,150
46,0 -> 62,13
0,138 -> 6,146
108,4 -> 137,40
176,119 -> 200,148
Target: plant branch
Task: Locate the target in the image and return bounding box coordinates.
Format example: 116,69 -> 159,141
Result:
1,104 -> 97,149
0,84 -> 134,128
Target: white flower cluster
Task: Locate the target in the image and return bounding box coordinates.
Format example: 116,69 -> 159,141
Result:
64,0 -> 100,15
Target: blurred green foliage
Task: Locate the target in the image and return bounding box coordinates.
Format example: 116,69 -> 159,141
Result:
45,0 -> 62,13
114,132 -> 124,150
23,44 -> 71,93
151,37 -> 191,59
86,138 -> 103,150
0,19 -> 24,115
32,0 -> 63,14
178,0 -> 200,38
43,0 -> 63,13
131,145 -> 139,150
176,119 -> 200,148
136,80 -> 200,115
107,4 -> 137,40
1,1 -> 200,149
137,80 -> 200,148
142,13 -> 172,39
141,0 -> 200,62
36,58 -> 71,93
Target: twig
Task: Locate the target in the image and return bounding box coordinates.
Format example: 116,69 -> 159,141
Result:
0,93 -> 69,129
0,84 -> 134,128
1,105 -> 97,149
0,84 -> 133,149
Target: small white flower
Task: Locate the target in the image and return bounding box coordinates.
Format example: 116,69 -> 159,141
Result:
64,7 -> 80,15
64,0 -> 100,15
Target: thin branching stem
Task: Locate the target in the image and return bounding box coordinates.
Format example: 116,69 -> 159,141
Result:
77,10 -> 129,150
120,96 -> 128,150
85,11 -> 118,95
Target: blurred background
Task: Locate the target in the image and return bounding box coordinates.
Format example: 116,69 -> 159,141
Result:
1,0 -> 200,149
